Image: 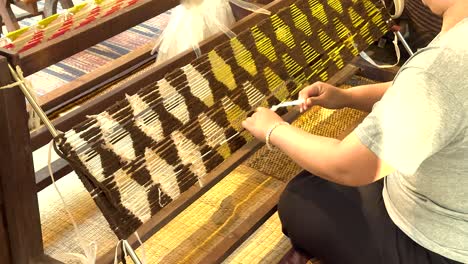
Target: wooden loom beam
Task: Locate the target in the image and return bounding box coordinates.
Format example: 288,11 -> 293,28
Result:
0,0 -> 19,32
0,56 -> 59,264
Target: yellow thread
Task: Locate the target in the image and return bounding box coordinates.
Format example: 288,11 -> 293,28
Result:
5,27 -> 29,41
291,5 -> 312,36
310,2 -> 328,25
281,53 -> 300,77
252,26 -> 277,62
318,29 -> 334,50
319,71 -> 329,81
230,38 -> 257,76
216,144 -> 231,159
276,24 -> 295,49
68,2 -> 89,14
177,177 -> 273,264
222,97 -> 245,131
330,0 -> 343,13
209,51 -> 237,90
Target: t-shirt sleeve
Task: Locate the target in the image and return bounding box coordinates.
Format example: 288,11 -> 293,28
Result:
354,67 -> 464,175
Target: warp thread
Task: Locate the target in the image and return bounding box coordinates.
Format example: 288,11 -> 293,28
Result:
48,140 -> 98,264
151,0 -> 271,64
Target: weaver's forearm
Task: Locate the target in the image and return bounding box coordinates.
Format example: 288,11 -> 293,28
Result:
345,81 -> 391,112
269,124 -> 351,185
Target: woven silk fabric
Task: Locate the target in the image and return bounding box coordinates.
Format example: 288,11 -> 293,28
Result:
56,0 -> 390,239
0,0 -> 142,52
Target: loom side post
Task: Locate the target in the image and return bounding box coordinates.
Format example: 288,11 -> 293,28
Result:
0,56 -> 60,263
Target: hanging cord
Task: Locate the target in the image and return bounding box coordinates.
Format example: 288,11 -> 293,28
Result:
229,0 -> 270,16
359,24 -> 414,68
0,73 -> 40,129
112,233 -> 147,264
360,31 -> 401,69
392,0 -> 404,19
48,140 -> 98,264
134,231 -> 147,264
14,65 -> 42,130
113,240 -> 128,264
7,64 -> 60,137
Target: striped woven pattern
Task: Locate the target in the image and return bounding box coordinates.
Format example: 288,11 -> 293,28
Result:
404,0 -> 441,46
30,13 -> 170,96
56,0 -> 390,239
0,0 -> 143,52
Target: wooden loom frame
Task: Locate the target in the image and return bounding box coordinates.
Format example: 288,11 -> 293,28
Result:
0,0 -> 399,262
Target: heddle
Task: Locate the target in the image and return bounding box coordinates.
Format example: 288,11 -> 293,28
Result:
54,0 -> 391,240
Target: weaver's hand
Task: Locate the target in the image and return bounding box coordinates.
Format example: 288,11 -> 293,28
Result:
298,82 -> 349,112
242,107 -> 284,142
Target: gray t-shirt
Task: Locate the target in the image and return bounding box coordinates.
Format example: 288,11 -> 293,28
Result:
355,19 -> 468,262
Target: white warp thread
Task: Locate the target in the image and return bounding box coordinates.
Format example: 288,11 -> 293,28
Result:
135,231 -> 147,264
151,0 -> 270,64
112,233 -> 146,264
113,240 -> 127,264
48,140 -> 97,264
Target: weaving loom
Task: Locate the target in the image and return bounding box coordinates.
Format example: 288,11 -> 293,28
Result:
0,0 -> 398,262
55,0 -> 390,247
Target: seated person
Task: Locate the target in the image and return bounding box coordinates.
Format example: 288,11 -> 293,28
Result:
405,0 -> 442,47
388,0 -> 443,48
242,0 -> 468,263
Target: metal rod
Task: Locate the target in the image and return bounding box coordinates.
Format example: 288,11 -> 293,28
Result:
123,240 -> 143,264
7,64 -> 60,138
396,31 -> 414,56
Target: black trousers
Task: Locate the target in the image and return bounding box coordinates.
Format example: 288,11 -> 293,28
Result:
278,171 -> 461,264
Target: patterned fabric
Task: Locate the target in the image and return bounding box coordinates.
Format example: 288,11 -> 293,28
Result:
0,0 -> 143,52
28,13 -> 170,96
56,0 -> 391,239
